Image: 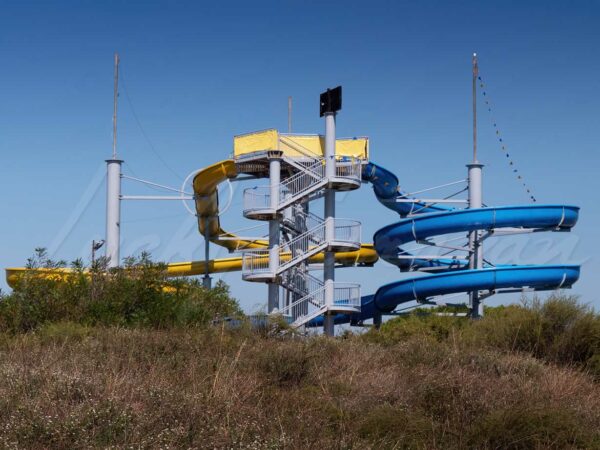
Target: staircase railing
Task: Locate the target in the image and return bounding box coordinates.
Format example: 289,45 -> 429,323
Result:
277,281 -> 361,328
241,217 -> 361,279
280,268 -> 324,300
243,158 -> 362,216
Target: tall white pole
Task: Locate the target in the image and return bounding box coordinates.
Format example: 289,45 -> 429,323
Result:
468,53 -> 484,318
106,52 -> 122,268
105,159 -> 122,267
323,112 -> 336,336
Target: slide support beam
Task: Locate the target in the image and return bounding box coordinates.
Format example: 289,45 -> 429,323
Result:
268,153 -> 281,313
323,111 -> 336,336
467,162 -> 484,318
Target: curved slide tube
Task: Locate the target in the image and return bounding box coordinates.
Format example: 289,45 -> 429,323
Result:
190,160 -> 377,262
307,162 -> 580,326
374,204 -> 578,270
309,265 -> 580,326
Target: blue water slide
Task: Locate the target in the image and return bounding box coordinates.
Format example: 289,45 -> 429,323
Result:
374,205 -> 578,270
362,162 -> 449,217
310,265 -> 580,326
308,161 -> 581,327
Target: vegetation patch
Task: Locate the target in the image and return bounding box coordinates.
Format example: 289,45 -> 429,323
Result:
1,252 -> 599,448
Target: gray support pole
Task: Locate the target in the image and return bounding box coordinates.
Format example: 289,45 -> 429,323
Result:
268,154 -> 281,313
373,310 -> 382,329
105,159 -> 122,268
203,223 -> 212,289
467,162 -> 484,318
323,112 -> 336,336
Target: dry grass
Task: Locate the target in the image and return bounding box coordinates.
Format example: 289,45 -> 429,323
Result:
1,324 -> 599,449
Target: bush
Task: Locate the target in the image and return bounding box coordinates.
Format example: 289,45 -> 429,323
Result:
365,309 -> 467,345
469,404 -> 598,449
364,294 -> 600,378
0,249 -> 242,333
0,325 -> 599,448
468,295 -> 600,377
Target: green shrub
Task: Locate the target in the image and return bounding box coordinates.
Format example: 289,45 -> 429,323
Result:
469,404 -> 598,449
0,249 -> 242,333
467,294 -> 600,372
364,309 -> 467,345
363,294 -> 600,376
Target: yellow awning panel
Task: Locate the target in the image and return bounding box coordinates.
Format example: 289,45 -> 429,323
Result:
233,129 -> 369,160
233,129 -> 279,154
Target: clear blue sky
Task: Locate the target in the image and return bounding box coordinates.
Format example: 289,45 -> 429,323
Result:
1,0 -> 598,311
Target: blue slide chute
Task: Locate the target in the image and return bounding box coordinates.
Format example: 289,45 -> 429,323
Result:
308,161 -> 581,326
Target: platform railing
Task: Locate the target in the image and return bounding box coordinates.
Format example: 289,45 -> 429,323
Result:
331,282 -> 362,309
332,218 -> 361,246
241,250 -> 270,277
243,186 -> 271,213
334,158 -> 362,183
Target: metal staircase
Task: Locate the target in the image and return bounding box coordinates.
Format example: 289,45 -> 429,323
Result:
241,215 -> 361,281
239,151 -> 362,329
243,157 -> 361,220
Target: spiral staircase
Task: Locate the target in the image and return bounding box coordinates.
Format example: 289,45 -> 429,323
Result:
239,150 -> 363,328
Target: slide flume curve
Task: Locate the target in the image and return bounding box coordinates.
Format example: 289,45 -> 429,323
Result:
307,162 -> 580,326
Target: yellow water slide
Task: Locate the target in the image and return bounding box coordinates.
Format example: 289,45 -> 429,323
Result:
5,130 -> 378,288
186,156 -> 378,273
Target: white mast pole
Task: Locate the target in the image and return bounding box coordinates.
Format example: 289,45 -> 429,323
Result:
106,52 -> 123,268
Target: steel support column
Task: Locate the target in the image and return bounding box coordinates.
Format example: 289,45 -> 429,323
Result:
323,112 -> 336,336
467,162 -> 484,318
268,154 -> 281,313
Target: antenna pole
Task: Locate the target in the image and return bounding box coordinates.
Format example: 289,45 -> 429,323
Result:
472,53 -> 478,163
288,96 -> 292,133
112,52 -> 120,159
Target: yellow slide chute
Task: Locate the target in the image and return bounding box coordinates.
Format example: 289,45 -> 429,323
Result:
5,131 -> 377,288
186,157 -> 378,274
192,159 -> 267,252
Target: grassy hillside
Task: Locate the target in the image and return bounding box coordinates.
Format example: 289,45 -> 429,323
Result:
1,252 -> 599,448
1,320 -> 599,449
